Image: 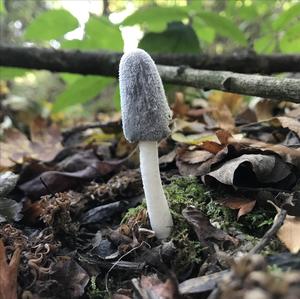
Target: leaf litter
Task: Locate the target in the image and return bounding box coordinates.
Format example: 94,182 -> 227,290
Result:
0,92 -> 299,299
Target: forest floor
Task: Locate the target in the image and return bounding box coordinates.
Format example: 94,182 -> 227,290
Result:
0,91 -> 300,299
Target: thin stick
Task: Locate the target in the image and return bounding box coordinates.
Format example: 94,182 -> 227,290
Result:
250,208 -> 287,254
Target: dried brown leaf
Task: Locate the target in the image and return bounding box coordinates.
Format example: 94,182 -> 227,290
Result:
0,121 -> 62,169
0,240 -> 21,299
277,215 -> 300,254
182,206 -> 238,245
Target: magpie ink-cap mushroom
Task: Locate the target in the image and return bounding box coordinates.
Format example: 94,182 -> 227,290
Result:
119,49 -> 173,239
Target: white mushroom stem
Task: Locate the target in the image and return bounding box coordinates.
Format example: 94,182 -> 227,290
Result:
139,141 -> 173,239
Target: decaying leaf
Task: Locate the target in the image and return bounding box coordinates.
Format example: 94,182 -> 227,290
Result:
277,214 -> 300,254
270,116 -> 300,137
217,195 -> 256,219
132,275 -> 179,299
0,198 -> 23,223
182,206 -> 238,245
208,91 -> 244,116
0,172 -> 19,196
0,240 -> 21,299
0,172 -> 22,223
203,154 -> 296,189
0,120 -> 62,169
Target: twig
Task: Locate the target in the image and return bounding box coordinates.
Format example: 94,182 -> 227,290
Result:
1,46 -> 299,102
158,65 -> 300,102
105,241 -> 150,294
250,208 -> 287,254
1,45 -> 300,74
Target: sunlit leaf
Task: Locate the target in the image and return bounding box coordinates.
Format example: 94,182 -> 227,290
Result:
280,36 -> 300,53
24,9 -> 79,41
254,34 -> 275,53
272,3 -> 300,30
0,67 -> 28,80
139,21 -> 200,53
238,5 -> 258,21
84,16 -> 123,50
0,0 -> 6,14
52,76 -> 114,112
193,18 -> 215,43
113,84 -> 121,111
122,6 -> 188,32
196,12 -> 247,45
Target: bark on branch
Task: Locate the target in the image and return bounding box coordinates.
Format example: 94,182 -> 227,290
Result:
1,45 -> 300,74
159,66 -> 300,102
1,45 -> 300,102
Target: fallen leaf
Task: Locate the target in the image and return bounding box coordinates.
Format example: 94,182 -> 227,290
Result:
132,275 -> 179,299
211,104 -> 236,132
0,121 -> 62,169
217,196 -> 256,219
203,154 -> 296,189
255,99 -> 276,121
0,172 -> 22,223
178,150 -> 213,164
208,91 -> 244,115
0,172 -> 19,196
0,240 -> 21,299
270,116 -> 300,137
19,160 -> 120,199
173,119 -> 206,134
182,206 -> 238,245
277,214 -> 300,254
172,132 -> 218,145
0,198 -> 23,223
172,92 -> 189,118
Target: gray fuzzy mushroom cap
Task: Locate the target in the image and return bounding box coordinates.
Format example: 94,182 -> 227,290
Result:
119,49 -> 171,143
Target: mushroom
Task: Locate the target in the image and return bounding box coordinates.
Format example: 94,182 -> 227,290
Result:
119,49 -> 173,239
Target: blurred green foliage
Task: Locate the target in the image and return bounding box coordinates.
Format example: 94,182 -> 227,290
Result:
1,0 -> 300,114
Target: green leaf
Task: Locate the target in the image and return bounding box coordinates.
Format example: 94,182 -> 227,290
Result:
254,35 -> 275,54
280,36 -> 300,53
285,23 -> 300,39
193,18 -> 215,43
239,5 -> 258,21
61,16 -> 123,51
139,21 -> 200,53
0,67 -> 28,80
113,84 -> 121,111
52,76 -> 113,113
60,73 -> 82,85
122,6 -> 188,32
272,3 -> 300,30
0,0 -> 6,14
84,16 -> 123,50
196,12 -> 247,45
24,9 -> 79,41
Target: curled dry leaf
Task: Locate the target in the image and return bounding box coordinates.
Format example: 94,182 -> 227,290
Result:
203,154 -> 296,189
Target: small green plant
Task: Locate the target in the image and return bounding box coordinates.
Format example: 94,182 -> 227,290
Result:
87,276 -> 105,299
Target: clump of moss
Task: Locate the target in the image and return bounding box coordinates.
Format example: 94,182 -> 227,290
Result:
165,176 -> 235,230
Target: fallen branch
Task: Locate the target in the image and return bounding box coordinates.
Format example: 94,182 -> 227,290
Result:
159,66 -> 300,102
1,45 -> 300,74
1,46 -> 300,102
